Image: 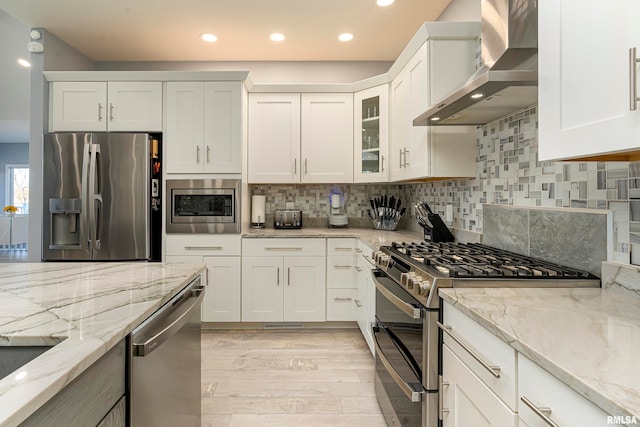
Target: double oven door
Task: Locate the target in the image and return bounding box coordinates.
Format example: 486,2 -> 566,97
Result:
373,269 -> 440,427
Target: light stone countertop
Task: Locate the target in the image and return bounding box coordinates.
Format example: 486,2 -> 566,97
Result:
439,285 -> 640,419
242,227 -> 424,250
0,262 -> 206,427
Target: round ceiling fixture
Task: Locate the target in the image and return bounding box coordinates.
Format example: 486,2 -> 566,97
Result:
270,33 -> 285,42
200,33 -> 217,43
338,33 -> 354,42
377,0 -> 395,6
17,58 -> 31,68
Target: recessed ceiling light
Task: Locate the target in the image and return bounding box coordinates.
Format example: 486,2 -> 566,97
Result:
17,58 -> 31,68
377,0 -> 395,6
431,117 -> 440,121
338,33 -> 354,42
471,93 -> 484,99
200,33 -> 217,43
270,33 -> 285,42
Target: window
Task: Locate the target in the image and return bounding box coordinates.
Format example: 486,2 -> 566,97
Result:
6,165 -> 29,214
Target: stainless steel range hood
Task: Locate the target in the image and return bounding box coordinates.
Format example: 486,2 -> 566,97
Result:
414,0 -> 538,126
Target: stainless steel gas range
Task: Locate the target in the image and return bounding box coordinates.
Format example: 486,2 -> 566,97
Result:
370,241 -> 601,427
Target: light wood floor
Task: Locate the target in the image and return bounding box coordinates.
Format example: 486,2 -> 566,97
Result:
201,328 -> 386,427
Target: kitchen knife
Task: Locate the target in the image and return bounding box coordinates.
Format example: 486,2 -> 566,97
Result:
369,199 -> 376,218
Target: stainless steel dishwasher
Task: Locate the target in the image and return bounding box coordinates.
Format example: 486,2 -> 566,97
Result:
129,276 -> 204,426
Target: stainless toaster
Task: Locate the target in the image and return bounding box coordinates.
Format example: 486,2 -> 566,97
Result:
273,209 -> 302,229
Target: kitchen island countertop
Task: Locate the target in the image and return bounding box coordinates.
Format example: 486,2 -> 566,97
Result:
439,284 -> 640,420
0,262 -> 205,427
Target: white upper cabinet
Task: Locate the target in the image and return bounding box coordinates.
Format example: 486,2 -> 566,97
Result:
50,81 -> 162,132
165,81 -> 242,173
248,93 -> 301,183
390,32 -> 477,181
538,0 -> 640,161
248,92 -> 354,183
354,84 -> 389,183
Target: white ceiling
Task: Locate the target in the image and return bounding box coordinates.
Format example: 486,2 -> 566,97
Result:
0,0 -> 461,144
0,0 -> 452,62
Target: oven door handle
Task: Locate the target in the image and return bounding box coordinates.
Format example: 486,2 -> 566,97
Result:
374,276 -> 423,319
374,334 -> 425,403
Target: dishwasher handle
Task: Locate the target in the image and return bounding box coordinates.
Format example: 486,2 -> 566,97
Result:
132,279 -> 205,357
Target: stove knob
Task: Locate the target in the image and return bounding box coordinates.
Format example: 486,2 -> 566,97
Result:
401,272 -> 415,287
418,281 -> 432,297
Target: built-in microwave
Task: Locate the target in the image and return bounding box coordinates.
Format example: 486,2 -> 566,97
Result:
166,179 -> 240,233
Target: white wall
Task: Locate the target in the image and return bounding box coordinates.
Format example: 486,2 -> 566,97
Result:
437,0 -> 481,21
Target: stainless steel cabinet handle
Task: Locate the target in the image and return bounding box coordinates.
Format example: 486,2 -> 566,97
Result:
265,247 -> 303,251
354,248 -> 362,253
520,396 -> 558,427
374,276 -> 422,319
374,336 -> 424,402
206,145 -> 211,163
277,267 -> 280,286
403,148 -> 410,167
334,247 -> 353,251
354,299 -> 362,308
334,297 -> 353,302
287,267 -> 291,285
381,155 -> 385,172
196,146 -> 200,163
439,376 -> 450,419
98,103 -> 103,121
437,322 -> 501,378
184,246 -> 223,250
109,103 -> 114,121
630,47 -> 639,111
399,149 -> 403,168
333,264 -> 353,268
354,266 -> 362,272
304,158 -> 308,174
294,158 -> 297,174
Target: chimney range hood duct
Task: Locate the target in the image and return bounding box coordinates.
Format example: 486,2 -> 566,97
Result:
414,0 -> 538,126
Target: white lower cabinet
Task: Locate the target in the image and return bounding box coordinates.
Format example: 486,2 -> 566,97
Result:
165,235 -> 241,322
441,344 -> 518,427
518,355 -> 624,427
242,238 -> 326,322
355,240 -> 376,355
326,238 -> 358,321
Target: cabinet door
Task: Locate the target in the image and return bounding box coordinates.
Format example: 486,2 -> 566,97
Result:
356,248 -> 375,355
107,82 -> 162,131
203,256 -> 241,322
248,93 -> 301,183
301,93 -> 354,183
538,0 -> 640,160
50,82 -> 107,131
203,82 -> 242,173
405,43 -> 430,180
241,256 -> 283,321
354,84 -> 389,183
283,256 -> 326,321
165,82 -> 205,173
441,344 -> 518,427
390,69 -> 409,181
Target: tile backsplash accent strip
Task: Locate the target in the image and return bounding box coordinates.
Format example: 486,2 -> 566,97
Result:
482,205 -> 610,277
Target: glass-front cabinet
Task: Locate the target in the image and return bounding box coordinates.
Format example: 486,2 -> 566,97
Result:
354,84 -> 388,182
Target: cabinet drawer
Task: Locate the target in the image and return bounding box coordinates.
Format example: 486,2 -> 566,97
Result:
326,289 -> 357,321
242,238 -> 325,256
519,354 -> 621,427
327,238 -> 357,256
442,301 -> 517,411
442,343 -> 517,426
166,235 -> 241,256
327,256 -> 357,289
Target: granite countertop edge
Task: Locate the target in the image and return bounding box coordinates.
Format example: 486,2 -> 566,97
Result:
0,262 -> 206,427
439,286 -> 640,419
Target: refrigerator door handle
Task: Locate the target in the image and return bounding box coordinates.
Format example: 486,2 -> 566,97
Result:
81,143 -> 92,251
89,144 -> 101,250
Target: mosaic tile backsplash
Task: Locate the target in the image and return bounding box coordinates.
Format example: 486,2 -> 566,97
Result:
250,105 -> 635,266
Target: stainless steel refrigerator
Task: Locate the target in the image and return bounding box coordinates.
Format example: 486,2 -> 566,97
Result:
43,133 -> 162,261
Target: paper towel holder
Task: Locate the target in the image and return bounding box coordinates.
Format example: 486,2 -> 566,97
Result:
251,195 -> 266,229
